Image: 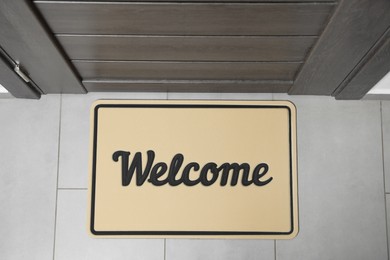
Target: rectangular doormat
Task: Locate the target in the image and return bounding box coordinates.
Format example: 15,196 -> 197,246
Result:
89,100 -> 298,239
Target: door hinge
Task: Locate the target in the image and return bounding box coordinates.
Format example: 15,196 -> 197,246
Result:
14,64 -> 31,83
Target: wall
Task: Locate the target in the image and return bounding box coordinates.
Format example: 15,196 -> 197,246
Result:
0,93 -> 389,260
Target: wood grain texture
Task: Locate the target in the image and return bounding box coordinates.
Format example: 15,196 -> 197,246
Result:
0,56 -> 40,99
0,1 -> 85,94
58,35 -> 317,62
83,80 -> 291,93
335,29 -> 390,100
289,0 -> 390,96
34,2 -> 335,35
73,61 -> 301,81
36,0 -> 335,2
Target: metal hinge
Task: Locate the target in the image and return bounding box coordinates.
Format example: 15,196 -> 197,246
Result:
0,46 -> 43,94
14,64 -> 31,83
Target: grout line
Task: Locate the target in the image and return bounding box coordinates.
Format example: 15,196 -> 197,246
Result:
58,188 -> 88,190
274,240 -> 276,260
385,196 -> 390,260
52,94 -> 63,260
164,239 -> 167,260
380,101 -> 390,259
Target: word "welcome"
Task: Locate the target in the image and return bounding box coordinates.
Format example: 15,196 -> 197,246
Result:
112,150 -> 272,187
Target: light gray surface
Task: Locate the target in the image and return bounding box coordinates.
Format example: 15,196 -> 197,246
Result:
0,93 -> 389,260
383,101 -> 390,192
167,92 -> 273,100
54,190 -> 164,260
0,95 -> 60,259
275,95 -> 388,260
166,239 -> 274,260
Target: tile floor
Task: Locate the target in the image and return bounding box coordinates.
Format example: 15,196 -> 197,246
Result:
0,93 -> 389,260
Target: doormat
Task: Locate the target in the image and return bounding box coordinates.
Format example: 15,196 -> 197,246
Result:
89,100 -> 298,239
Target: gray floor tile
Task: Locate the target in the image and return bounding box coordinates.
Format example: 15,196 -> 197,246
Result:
0,95 -> 60,260
166,239 -> 274,260
382,101 -> 390,192
54,190 -> 164,260
59,92 -> 167,188
167,92 -> 272,100
274,95 -> 387,260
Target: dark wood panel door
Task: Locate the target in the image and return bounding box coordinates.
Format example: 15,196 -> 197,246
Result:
74,61 -> 301,81
35,2 -> 335,36
58,35 -> 317,62
83,80 -> 291,93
